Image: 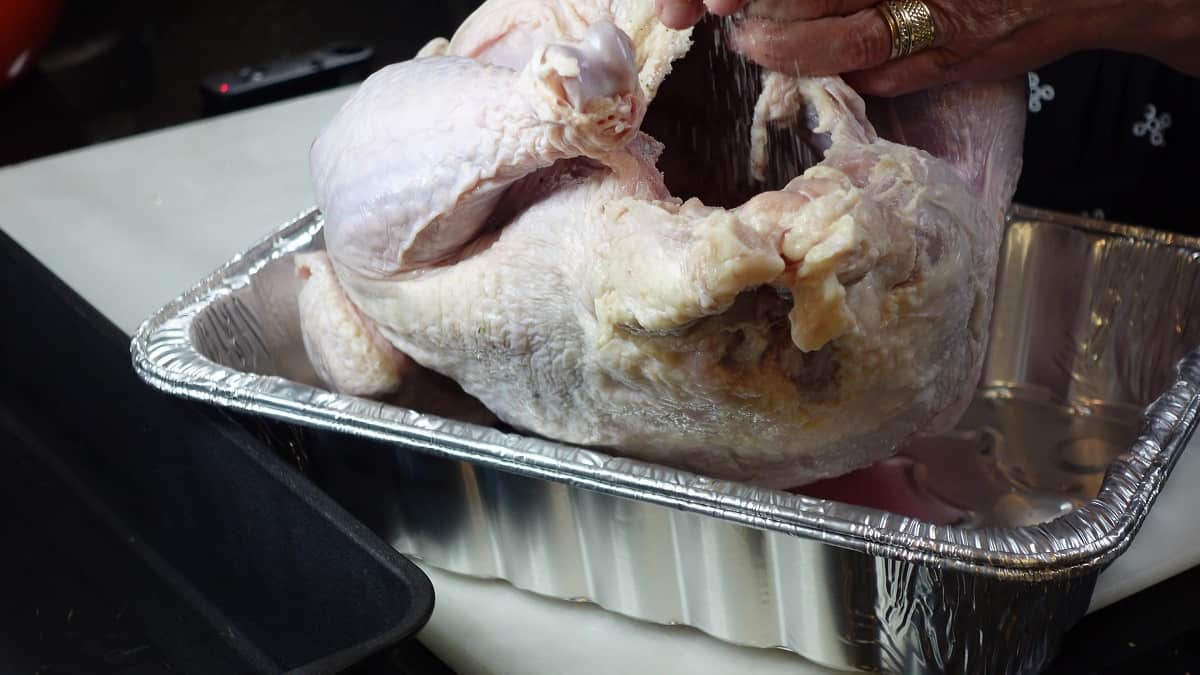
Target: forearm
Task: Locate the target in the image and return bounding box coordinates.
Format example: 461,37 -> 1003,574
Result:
655,0 -> 1200,95
1111,0 -> 1200,75
962,0 -> 1200,75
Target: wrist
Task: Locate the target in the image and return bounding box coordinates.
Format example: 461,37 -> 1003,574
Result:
1102,0 -> 1200,73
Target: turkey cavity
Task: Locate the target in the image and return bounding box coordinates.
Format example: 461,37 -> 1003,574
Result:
641,16 -> 827,209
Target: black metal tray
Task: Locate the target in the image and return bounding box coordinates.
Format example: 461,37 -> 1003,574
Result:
0,229 -> 435,674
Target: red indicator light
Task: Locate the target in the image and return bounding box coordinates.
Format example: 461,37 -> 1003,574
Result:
219,82 -> 230,94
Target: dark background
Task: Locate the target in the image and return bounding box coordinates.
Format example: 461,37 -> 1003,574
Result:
3,0 -> 1198,232
0,0 -> 480,165
1,1 -> 1198,673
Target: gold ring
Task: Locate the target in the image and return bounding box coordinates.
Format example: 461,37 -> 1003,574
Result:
877,0 -> 938,60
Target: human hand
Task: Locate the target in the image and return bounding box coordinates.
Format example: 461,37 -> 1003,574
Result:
655,0 -> 1200,96
656,0 -> 750,30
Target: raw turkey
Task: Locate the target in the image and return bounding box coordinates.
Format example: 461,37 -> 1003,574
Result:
297,0 -> 1027,488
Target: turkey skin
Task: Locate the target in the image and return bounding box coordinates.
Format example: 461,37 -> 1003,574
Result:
298,0 -> 1026,488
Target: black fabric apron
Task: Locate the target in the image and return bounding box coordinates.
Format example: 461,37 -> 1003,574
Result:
1014,51 -> 1199,234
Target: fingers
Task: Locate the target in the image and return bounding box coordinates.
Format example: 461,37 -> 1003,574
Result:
705,0 -> 753,15
656,0 -> 706,29
734,9 -> 894,75
844,21 -> 1069,97
744,0 -> 878,22
843,51 -> 956,97
656,0 -> 751,29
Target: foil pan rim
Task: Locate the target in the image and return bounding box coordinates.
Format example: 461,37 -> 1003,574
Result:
1009,205 -> 1200,252
131,206 -> 1200,580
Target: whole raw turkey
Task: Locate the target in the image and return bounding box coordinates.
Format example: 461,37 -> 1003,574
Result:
297,0 -> 1027,488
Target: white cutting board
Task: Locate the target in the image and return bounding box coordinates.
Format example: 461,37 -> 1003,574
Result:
2,86 -> 1197,675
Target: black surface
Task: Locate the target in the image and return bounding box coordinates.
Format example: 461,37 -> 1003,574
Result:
1048,564 -> 1200,674
0,229 -> 443,674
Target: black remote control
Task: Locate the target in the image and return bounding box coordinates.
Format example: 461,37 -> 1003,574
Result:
200,41 -> 374,114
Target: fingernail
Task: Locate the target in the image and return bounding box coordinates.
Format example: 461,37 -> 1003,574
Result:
658,1 -> 704,29
704,0 -> 747,15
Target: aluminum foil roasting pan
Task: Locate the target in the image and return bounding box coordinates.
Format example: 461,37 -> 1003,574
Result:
132,206 -> 1200,673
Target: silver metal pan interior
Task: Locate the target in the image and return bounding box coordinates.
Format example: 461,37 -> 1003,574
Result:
132,206 -> 1200,673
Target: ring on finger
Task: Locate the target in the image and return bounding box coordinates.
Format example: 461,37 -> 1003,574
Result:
876,0 -> 938,59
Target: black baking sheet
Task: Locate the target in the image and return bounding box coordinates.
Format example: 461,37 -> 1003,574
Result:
0,229 -> 436,674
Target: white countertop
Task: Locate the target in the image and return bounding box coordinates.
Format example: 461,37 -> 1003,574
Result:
3,86 -> 1198,674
